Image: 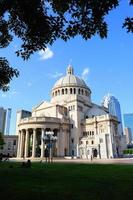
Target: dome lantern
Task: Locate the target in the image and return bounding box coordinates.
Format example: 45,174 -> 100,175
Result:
66,65 -> 74,75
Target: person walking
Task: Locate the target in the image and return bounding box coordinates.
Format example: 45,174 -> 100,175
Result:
91,155 -> 93,162
44,148 -> 49,163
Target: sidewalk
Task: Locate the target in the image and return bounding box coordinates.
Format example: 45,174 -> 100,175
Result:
9,157 -> 133,164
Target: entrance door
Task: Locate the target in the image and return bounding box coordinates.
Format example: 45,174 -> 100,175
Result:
92,149 -> 98,158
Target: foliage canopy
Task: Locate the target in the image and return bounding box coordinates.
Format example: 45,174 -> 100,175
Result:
0,0 -> 133,91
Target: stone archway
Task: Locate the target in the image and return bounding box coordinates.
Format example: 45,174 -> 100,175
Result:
92,148 -> 98,158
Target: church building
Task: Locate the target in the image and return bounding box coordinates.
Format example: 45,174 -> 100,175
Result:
16,66 -> 124,159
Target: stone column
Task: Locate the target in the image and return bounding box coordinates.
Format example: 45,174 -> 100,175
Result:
17,130 -> 21,158
41,128 -> 45,158
19,131 -> 24,158
58,127 -> 64,157
57,130 -> 60,156
24,129 -> 29,158
32,128 -> 36,158
107,121 -> 114,158
76,144 -> 79,157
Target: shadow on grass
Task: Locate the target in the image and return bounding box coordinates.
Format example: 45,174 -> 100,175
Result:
0,162 -> 133,200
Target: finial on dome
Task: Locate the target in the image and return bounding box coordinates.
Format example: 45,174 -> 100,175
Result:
66,65 -> 74,75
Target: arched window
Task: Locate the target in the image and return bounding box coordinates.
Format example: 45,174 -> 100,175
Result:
74,88 -> 76,94
65,88 -> 68,94
55,91 -> 57,96
71,138 -> 74,143
62,89 -> 64,95
70,88 -> 72,94
81,89 -> 84,95
52,92 -> 54,97
58,90 -> 60,95
78,88 -> 80,94
85,90 -> 87,96
91,140 -> 94,145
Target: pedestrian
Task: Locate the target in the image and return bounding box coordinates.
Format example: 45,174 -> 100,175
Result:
91,155 -> 93,162
44,148 -> 49,163
26,159 -> 31,168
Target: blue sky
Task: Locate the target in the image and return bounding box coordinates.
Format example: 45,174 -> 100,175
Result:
0,0 -> 133,134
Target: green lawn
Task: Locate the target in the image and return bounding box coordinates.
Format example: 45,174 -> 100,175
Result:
0,162 -> 133,200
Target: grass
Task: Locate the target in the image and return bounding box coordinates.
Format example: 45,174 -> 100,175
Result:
0,162 -> 133,200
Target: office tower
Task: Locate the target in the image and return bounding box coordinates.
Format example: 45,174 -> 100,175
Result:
102,94 -> 123,135
0,107 -> 6,134
124,127 -> 132,144
123,113 -> 133,139
4,108 -> 12,135
0,107 -> 12,135
16,110 -> 31,135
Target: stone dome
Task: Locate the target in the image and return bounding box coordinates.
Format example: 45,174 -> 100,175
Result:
53,65 -> 89,89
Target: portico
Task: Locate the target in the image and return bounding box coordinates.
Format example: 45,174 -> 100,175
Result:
17,116 -> 70,158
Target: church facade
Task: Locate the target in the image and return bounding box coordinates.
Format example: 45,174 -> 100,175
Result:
16,66 -> 124,159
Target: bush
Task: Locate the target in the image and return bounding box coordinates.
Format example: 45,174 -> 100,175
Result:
123,149 -> 133,154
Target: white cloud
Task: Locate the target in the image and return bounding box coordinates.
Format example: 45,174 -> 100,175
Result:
10,90 -> 19,95
48,71 -> 63,79
1,93 -> 7,98
38,47 -> 54,60
1,90 -> 20,99
81,68 -> 90,81
27,82 -> 32,87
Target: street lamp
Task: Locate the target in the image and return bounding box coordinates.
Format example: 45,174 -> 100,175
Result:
98,144 -> 101,159
43,131 -> 57,162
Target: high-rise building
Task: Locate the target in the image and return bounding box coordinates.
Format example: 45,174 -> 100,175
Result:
102,94 -> 123,135
5,108 -> 12,135
124,127 -> 132,144
0,107 -> 6,134
123,113 -> 133,139
16,110 -> 31,135
0,107 -> 12,135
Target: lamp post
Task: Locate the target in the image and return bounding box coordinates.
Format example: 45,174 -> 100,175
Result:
43,131 -> 57,163
98,144 -> 101,159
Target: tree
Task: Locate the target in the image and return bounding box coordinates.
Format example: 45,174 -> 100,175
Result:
0,132 -> 5,149
0,58 -> 19,91
0,0 -> 133,91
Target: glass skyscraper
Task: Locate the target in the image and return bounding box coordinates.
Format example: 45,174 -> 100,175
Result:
0,107 -> 6,134
5,108 -> 12,135
102,94 -> 123,135
123,113 -> 133,139
0,107 -> 12,135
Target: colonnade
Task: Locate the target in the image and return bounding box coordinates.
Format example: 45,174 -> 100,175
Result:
17,128 -> 69,158
17,128 -> 58,158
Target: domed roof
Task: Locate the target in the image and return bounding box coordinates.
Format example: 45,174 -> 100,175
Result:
53,65 -> 89,89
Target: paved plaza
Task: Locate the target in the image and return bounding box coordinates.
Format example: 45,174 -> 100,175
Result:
9,157 -> 133,165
